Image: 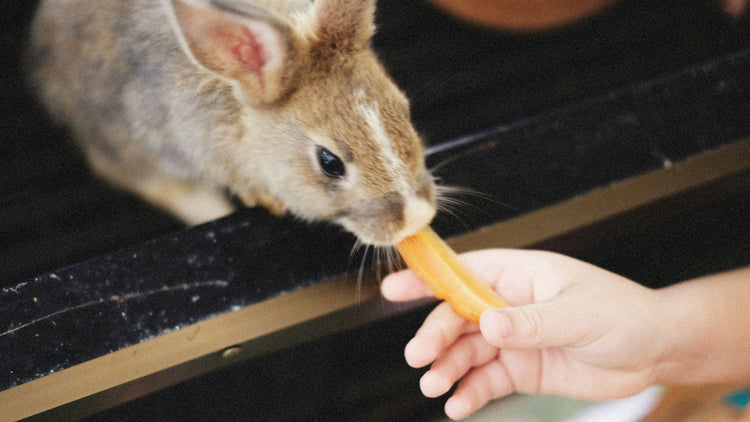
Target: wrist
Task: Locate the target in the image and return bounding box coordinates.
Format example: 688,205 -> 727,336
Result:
650,284 -> 701,386
650,267 -> 750,386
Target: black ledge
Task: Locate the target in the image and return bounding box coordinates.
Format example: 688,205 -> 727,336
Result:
2,45 -> 750,397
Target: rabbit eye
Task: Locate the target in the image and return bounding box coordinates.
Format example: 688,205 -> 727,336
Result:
316,146 -> 346,178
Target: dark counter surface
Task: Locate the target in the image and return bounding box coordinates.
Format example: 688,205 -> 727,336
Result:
3,43 -> 750,401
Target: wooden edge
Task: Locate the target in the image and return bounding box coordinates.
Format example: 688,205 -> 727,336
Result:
2,138 -> 749,421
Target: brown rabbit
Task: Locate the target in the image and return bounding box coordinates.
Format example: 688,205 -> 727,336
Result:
27,0 -> 436,246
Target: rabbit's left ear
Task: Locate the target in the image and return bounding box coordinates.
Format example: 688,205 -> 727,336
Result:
311,0 -> 376,47
168,0 -> 301,104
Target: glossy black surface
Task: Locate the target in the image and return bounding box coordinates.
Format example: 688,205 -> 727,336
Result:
0,207 -> 365,388
428,48 -> 750,237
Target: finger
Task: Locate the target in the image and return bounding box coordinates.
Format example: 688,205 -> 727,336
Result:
444,359 -> 515,420
458,249 -> 575,305
420,332 -> 498,398
381,268 -> 434,302
405,301 -> 472,368
384,249 -> 536,305
480,294 -> 589,350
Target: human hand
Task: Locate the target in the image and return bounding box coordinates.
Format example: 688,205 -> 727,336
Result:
382,249 -> 664,420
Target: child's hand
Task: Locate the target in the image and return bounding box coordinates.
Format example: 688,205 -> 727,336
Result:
382,249 -> 663,420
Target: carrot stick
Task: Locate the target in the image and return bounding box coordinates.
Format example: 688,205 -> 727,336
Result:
396,226 -> 508,323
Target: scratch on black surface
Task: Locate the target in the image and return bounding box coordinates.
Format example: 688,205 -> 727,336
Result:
0,280 -> 230,337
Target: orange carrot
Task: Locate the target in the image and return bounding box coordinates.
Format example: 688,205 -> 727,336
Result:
396,226 -> 508,323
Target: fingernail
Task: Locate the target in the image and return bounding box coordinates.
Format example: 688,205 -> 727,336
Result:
420,371 -> 451,398
404,338 -> 427,368
404,339 -> 418,364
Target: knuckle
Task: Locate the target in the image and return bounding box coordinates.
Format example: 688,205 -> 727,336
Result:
515,306 -> 545,347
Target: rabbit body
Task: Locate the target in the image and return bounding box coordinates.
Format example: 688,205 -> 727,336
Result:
28,0 -> 436,245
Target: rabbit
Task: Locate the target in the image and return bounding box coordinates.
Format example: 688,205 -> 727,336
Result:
27,0 -> 437,246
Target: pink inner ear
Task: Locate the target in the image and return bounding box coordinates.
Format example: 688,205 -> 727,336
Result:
230,27 -> 268,82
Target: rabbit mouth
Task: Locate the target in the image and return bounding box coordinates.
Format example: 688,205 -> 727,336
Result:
337,195 -> 436,246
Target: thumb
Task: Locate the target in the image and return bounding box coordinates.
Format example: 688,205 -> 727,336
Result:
479,301 -> 588,350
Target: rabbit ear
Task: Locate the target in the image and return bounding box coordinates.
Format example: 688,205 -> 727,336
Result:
168,0 -> 299,103
312,0 -> 376,47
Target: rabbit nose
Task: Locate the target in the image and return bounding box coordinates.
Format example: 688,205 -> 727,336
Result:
339,189 -> 436,246
379,192 -> 404,219
377,191 -> 434,235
